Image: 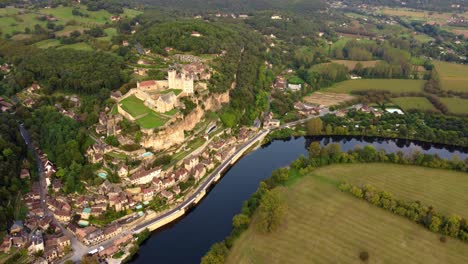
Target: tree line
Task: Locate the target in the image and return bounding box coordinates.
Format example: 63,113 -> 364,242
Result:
339,182 -> 468,242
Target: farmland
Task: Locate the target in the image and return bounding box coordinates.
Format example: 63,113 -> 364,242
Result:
392,97 -> 437,112
313,163 -> 468,219
439,97 -> 468,115
227,164 -> 468,264
303,92 -> 355,107
434,61 -> 468,92
326,79 -> 426,94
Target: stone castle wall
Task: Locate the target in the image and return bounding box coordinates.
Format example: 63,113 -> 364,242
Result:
142,91 -> 230,151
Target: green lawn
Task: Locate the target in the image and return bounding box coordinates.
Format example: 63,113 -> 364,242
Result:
227,164 -> 468,264
57,42 -> 93,51
0,5 -> 114,37
439,97 -> 468,115
55,25 -> 86,37
164,109 -> 178,116
136,112 -> 167,129
160,89 -> 183,96
122,8 -> 143,18
434,61 -> 468,92
106,152 -> 128,160
326,79 -> 426,94
33,39 -> 61,49
120,95 -> 151,117
97,27 -> 117,41
392,97 -> 437,112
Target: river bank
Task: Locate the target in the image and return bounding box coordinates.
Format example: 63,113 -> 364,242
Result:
129,136 -> 468,264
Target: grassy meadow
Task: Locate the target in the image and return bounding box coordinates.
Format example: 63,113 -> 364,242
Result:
434,61 -> 468,93
326,79 -> 426,94
314,163 -> 468,219
438,97 -> 468,115
227,164 -> 468,264
392,97 -> 437,112
0,5 -> 141,38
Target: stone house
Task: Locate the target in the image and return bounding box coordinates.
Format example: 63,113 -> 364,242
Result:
183,155 -> 199,171
118,164 -> 128,178
160,190 -> 174,200
193,164 -> 206,182
129,167 -> 162,185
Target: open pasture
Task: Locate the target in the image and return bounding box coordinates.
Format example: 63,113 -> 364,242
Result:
227,163 -> 468,264
326,79 -> 426,94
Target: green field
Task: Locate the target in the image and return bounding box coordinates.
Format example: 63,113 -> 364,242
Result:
136,112 -> 167,129
33,39 -> 61,49
434,61 -> 468,92
392,97 -> 437,112
0,5 -> 140,38
227,164 -> 468,264
326,79 -> 426,94
314,163 -> 468,219
97,28 -> 118,41
57,42 -> 93,51
439,97 -> 468,115
120,95 -> 151,117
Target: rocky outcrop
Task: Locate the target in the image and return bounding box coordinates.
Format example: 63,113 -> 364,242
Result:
142,91 -> 229,150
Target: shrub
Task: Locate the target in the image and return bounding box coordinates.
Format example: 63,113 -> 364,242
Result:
359,251 -> 369,262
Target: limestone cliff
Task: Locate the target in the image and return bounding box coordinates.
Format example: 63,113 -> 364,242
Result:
142,91 -> 229,150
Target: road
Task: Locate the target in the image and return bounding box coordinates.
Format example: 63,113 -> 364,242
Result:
19,124 -> 87,262
19,124 -> 47,212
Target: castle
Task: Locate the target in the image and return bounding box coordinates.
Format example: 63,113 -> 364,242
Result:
168,69 -> 194,94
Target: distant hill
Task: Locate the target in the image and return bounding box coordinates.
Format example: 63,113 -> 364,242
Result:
132,0 -> 327,14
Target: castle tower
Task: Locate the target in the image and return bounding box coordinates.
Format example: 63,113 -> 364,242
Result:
183,73 -> 194,94
168,69 -> 177,89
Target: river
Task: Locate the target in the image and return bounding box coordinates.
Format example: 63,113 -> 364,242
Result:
131,136 -> 468,264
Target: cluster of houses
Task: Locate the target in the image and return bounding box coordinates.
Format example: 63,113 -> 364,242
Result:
294,102 -> 320,116
273,75 -> 303,92
2,192 -> 72,263
96,111 -> 123,136
263,112 -> 281,128
0,63 -> 10,74
335,104 -> 385,118
0,96 -> 12,112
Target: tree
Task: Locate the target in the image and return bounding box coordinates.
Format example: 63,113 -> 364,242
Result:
429,216 -> 442,232
308,141 -> 321,159
81,255 -> 99,264
359,251 -> 369,262
200,242 -> 229,264
256,189 -> 286,233
232,214 -> 250,231
442,215 -> 461,237
306,118 -> 323,135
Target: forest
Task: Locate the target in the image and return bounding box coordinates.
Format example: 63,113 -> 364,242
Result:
132,0 -> 326,14
0,114 -> 27,233
0,42 -> 126,95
